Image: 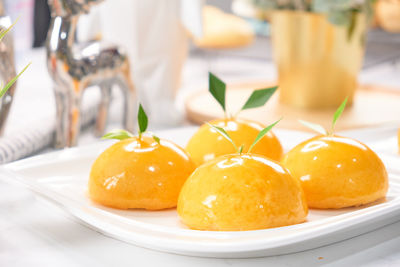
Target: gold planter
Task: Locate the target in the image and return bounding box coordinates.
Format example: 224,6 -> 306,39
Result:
271,11 -> 367,109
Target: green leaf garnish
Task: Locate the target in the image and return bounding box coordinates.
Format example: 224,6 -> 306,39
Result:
209,72 -> 226,113
208,119 -> 282,155
248,118 -> 282,154
138,104 -> 148,138
152,135 -> 160,144
298,120 -> 327,136
207,123 -> 239,152
208,73 -> 277,119
102,103 -> 156,142
102,129 -> 134,140
298,97 -> 348,135
238,145 -> 244,155
0,62 -> 31,98
241,86 -> 278,111
0,18 -> 18,41
331,97 -> 348,134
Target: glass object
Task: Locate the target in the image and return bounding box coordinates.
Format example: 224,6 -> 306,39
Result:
271,11 -> 367,109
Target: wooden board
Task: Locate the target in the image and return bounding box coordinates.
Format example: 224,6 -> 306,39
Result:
185,82 -> 400,131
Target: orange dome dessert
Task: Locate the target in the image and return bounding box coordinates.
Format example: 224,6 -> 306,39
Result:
89,136 -> 195,210
283,98 -> 388,209
178,153 -> 308,231
88,104 -> 195,210
282,135 -> 388,209
186,118 -> 283,166
179,119 -> 306,231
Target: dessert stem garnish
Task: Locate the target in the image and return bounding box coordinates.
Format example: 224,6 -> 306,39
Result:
331,97 -> 348,134
102,103 -> 160,143
137,104 -> 148,140
208,72 -> 278,119
206,123 -> 239,152
102,129 -> 133,140
299,97 -> 348,136
248,118 -> 282,153
209,73 -> 226,117
208,118 -> 282,155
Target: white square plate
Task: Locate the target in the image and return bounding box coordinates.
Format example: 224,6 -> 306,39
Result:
1,127 -> 400,258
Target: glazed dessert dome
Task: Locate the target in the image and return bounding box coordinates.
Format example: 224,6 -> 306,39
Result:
89,136 -> 196,210
282,135 -> 388,209
178,153 -> 308,231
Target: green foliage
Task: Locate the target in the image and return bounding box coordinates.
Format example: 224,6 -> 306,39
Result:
238,145 -> 245,154
209,72 -> 226,113
248,118 -> 282,153
138,104 -> 148,138
103,104 -> 160,144
298,97 -> 348,135
152,135 -> 160,144
250,0 -> 375,27
102,129 -> 134,140
0,19 -> 17,41
331,97 -> 348,134
298,119 -> 327,135
0,62 -> 31,98
208,118 -> 281,155
0,19 -> 31,99
208,73 -> 277,118
207,123 -> 239,152
241,86 -> 278,111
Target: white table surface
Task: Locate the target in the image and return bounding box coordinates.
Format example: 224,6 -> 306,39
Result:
1,48 -> 400,266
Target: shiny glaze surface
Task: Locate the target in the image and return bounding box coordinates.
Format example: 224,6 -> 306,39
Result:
186,118 -> 283,166
177,154 -> 308,231
89,136 -> 195,210
282,135 -> 388,209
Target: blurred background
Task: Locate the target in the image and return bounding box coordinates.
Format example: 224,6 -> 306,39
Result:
0,0 -> 399,162
27,0 -> 400,68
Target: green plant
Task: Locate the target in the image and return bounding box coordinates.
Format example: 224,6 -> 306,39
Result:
249,0 -> 375,26
313,0 -> 375,26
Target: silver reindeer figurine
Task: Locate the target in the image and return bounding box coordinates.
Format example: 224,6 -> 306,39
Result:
0,0 -> 17,136
46,0 -> 136,148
